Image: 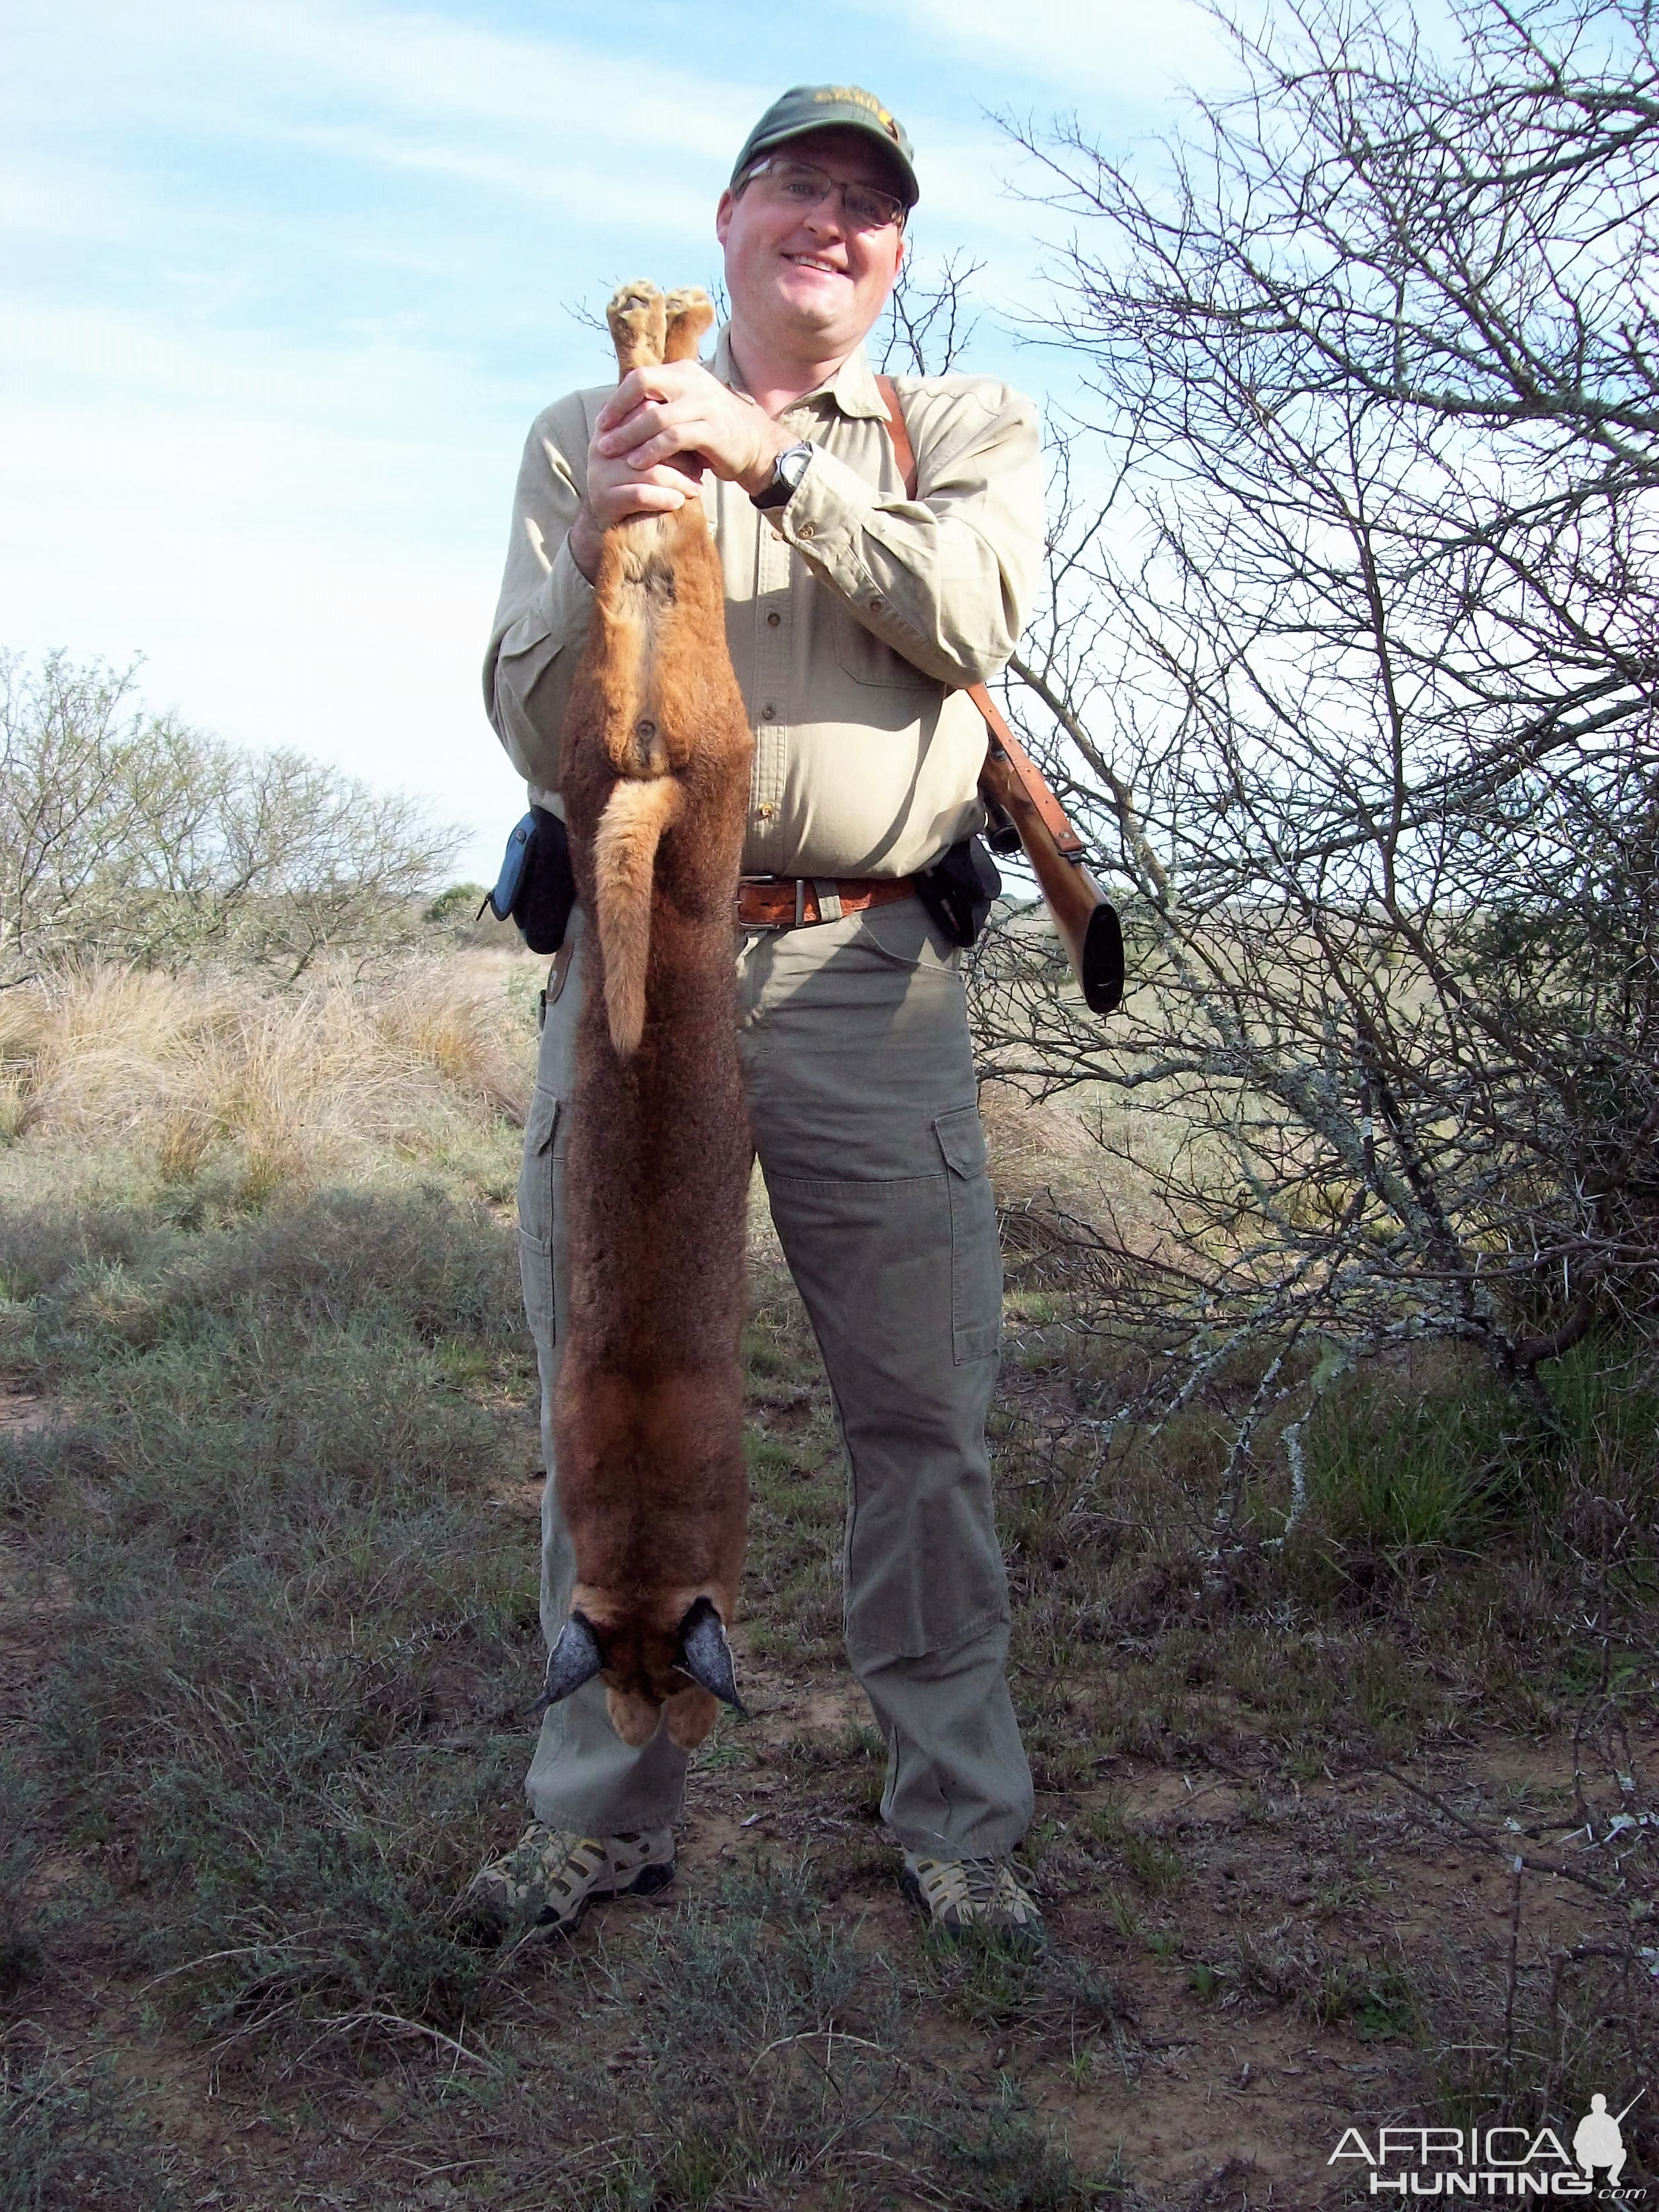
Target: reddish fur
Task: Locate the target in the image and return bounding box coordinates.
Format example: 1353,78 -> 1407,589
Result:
593,777 -> 684,1056
553,283 -> 755,1752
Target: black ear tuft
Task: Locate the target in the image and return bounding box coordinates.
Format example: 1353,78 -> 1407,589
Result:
676,1596 -> 745,1714
527,1611 -> 605,1715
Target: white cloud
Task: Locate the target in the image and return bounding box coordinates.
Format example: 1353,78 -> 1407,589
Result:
1,465 -> 520,877
9,0 -> 766,162
262,121 -> 721,241
3,0 -> 1229,873
0,299 -> 523,874
878,0 -> 1225,103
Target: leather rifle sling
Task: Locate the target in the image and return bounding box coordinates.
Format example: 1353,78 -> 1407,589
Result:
872,374 -> 1087,862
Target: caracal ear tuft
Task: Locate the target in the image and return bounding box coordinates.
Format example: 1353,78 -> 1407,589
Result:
676,1596 -> 744,1713
532,1611 -> 605,1713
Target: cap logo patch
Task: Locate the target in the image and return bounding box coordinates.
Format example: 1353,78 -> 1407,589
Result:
817,87 -> 884,115
810,86 -> 902,138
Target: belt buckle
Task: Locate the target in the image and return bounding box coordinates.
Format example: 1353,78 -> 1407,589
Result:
736,875 -> 793,932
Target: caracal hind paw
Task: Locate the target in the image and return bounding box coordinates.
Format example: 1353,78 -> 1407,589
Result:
607,281 -> 667,372
662,287 -> 715,363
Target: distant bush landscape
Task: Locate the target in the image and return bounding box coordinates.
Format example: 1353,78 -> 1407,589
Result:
0,650 -> 471,987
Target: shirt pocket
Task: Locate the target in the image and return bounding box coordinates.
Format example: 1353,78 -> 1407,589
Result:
933,1105 -> 1003,1364
830,596 -> 937,691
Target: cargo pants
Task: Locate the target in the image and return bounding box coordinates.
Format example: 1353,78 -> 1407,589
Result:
516,895 -> 1034,1861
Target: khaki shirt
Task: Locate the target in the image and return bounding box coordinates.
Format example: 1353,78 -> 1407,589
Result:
483,328 -> 1042,880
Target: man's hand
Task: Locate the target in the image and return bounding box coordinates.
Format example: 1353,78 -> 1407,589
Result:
569,361 -> 795,581
600,361 -> 795,490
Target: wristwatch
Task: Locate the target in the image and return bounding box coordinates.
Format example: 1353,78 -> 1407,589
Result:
751,441 -> 815,511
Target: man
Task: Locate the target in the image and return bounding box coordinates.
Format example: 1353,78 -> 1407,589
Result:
472,85 -> 1045,1948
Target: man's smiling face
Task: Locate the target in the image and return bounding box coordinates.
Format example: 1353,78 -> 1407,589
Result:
715,127 -> 907,364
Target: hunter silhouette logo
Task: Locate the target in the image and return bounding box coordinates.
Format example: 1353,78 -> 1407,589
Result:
1575,2093 -> 1642,2191
1329,2092 -> 1646,2196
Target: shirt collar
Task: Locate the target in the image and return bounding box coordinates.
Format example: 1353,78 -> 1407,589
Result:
710,323 -> 890,421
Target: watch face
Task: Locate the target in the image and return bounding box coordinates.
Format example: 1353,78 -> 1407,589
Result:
753,442 -> 813,509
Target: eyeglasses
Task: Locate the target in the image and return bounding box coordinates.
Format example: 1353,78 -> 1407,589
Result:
739,156 -> 907,236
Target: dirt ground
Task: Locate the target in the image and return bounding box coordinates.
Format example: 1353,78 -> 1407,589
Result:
6,1500 -> 1652,2211
1,1147 -> 1654,2210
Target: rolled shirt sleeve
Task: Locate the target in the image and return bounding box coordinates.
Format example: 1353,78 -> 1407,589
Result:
776,378 -> 1039,690
482,391 -> 605,807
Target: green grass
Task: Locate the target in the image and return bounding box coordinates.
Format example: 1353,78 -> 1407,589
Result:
2,1065 -> 1656,2201
1,2046 -> 178,2212
0,1184 -> 538,2046
563,1856 -> 1110,2211
0,1758 -> 45,2004
987,1310 -> 1659,1772
0,1176 -> 1127,2207
738,1296 -> 847,1668
1429,1938 -> 1659,2145
1286,1333 -> 1658,1567
1297,1366 -> 1545,1554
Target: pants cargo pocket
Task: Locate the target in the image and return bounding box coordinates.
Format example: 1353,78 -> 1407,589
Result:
517,1084 -> 561,1359
933,1105 -> 1002,1364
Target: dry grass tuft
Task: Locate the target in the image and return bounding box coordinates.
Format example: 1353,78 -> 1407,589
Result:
0,958 -> 535,1192
979,1078 -> 1153,1297
979,1080 -> 1099,1211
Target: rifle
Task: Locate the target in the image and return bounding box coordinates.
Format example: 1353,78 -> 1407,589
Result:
874,378 -> 1123,1016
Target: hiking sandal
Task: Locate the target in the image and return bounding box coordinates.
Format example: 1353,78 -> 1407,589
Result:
901,1854 -> 1047,1954
462,1821 -> 675,1942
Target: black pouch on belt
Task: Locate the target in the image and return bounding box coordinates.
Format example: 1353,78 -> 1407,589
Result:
913,834 -> 1002,948
481,805 -> 577,956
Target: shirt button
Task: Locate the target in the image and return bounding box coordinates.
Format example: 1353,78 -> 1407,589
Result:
797,522 -> 816,540
766,611 -> 782,628
756,803 -> 776,821
868,595 -> 884,611
762,703 -> 777,720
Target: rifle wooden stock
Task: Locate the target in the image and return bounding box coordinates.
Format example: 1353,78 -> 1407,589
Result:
871,374 -> 1124,1017
978,743 -> 1124,1015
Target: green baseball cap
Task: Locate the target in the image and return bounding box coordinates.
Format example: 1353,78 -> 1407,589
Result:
731,84 -> 918,209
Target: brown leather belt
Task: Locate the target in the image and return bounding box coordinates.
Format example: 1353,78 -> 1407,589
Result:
734,875 -> 915,929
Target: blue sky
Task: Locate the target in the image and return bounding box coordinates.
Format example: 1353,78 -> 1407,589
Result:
3,0 -> 1225,880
